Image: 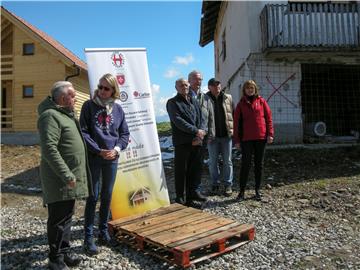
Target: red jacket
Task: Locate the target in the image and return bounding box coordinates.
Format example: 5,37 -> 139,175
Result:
233,95 -> 274,144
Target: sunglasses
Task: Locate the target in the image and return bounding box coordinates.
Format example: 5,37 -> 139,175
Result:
98,85 -> 112,92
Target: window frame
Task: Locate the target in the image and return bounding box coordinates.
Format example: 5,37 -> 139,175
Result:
23,43 -> 35,55
22,85 -> 34,98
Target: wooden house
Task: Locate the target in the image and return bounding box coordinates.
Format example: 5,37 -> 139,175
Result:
199,1 -> 360,143
1,6 -> 90,144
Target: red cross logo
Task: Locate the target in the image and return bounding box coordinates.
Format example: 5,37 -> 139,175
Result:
111,52 -> 125,67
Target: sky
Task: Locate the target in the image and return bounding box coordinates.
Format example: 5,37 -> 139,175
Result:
2,1 -> 215,122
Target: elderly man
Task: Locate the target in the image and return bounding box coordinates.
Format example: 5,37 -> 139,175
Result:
188,70 -> 213,200
38,81 -> 92,270
166,78 -> 207,206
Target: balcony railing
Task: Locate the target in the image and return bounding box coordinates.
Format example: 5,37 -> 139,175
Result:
260,2 -> 360,51
1,54 -> 13,77
1,108 -> 13,131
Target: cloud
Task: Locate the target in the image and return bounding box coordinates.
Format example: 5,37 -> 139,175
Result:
151,84 -> 172,118
164,68 -> 180,78
173,54 -> 194,65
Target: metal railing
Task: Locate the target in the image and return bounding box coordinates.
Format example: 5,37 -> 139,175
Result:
260,2 -> 360,50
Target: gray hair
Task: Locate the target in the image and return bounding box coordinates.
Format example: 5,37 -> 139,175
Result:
188,70 -> 202,81
175,78 -> 187,88
51,81 -> 73,102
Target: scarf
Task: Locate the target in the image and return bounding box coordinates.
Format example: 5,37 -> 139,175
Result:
92,90 -> 115,114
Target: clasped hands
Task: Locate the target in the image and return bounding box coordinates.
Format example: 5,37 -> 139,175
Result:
99,149 -> 118,160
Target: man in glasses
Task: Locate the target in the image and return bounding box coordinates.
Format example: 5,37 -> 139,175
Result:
166,78 -> 207,207
38,81 -> 91,270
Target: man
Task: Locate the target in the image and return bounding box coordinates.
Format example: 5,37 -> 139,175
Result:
206,78 -> 234,197
166,78 -> 207,206
187,70 -> 213,201
38,81 -> 92,270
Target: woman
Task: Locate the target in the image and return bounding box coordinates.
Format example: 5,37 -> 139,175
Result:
233,80 -> 274,201
80,73 -> 130,255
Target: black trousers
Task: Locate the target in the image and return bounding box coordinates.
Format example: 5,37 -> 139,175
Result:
47,199 -> 75,261
239,140 -> 267,191
174,144 -> 202,202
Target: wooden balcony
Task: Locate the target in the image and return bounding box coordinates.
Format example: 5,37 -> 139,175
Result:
1,108 -> 13,131
1,54 -> 13,79
260,2 -> 360,52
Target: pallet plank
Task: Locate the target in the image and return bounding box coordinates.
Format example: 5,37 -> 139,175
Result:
149,217 -> 236,245
109,203 -> 184,228
174,224 -> 255,251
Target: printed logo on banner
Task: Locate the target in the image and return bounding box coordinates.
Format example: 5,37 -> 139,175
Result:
133,90 -> 150,99
119,91 -> 128,102
116,74 -> 126,85
111,52 -> 125,67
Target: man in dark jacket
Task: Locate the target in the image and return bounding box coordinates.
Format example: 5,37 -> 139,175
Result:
166,78 -> 207,206
38,81 -> 92,270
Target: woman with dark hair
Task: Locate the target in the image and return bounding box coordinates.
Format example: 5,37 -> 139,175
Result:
80,73 -> 130,255
233,80 -> 274,201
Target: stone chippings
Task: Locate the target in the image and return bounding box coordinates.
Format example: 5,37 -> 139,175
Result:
2,184 -> 360,270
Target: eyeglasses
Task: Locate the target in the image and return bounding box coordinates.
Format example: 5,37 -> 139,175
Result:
98,85 -> 111,91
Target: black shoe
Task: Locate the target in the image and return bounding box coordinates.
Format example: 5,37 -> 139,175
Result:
64,253 -> 81,267
190,191 -> 207,202
209,185 -> 220,196
48,259 -> 69,270
237,191 -> 245,202
175,197 -> 185,205
255,191 -> 262,201
98,234 -> 118,247
83,238 -> 99,256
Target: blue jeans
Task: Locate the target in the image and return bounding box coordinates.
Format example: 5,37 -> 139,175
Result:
84,157 -> 118,239
207,137 -> 233,187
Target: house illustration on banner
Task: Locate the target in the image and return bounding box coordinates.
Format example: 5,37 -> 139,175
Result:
129,187 -> 152,207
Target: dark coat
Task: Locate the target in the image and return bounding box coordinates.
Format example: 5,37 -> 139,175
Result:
166,93 -> 206,146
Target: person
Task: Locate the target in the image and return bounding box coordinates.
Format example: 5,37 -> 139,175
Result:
80,73 -> 130,255
166,78 -> 207,206
233,80 -> 274,201
38,81 -> 92,270
187,70 -> 213,201
206,78 -> 234,197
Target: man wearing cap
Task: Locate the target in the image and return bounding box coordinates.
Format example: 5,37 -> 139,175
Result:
206,78 -> 234,197
187,70 -> 213,201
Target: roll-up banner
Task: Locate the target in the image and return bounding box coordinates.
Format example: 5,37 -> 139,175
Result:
85,48 -> 170,220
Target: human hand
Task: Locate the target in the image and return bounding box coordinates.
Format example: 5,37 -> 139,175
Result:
100,149 -> 118,160
235,143 -> 240,150
267,136 -> 274,144
196,129 -> 206,140
67,179 -> 76,189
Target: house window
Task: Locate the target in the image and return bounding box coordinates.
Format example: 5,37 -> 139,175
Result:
23,43 -> 34,55
221,30 -> 226,62
23,85 -> 34,98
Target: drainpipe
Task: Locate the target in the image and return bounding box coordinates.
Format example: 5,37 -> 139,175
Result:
65,65 -> 80,81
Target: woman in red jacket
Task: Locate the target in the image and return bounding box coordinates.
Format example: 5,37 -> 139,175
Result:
233,80 -> 274,201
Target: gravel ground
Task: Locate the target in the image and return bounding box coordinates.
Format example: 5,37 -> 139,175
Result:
1,144 -> 360,269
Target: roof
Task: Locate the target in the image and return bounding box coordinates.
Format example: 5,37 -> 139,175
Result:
199,1 -> 221,47
1,6 -> 87,70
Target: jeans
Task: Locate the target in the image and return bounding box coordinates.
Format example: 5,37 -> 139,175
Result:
47,199 -> 75,261
84,157 -> 118,239
174,144 -> 202,202
207,137 -> 233,187
239,140 -> 266,191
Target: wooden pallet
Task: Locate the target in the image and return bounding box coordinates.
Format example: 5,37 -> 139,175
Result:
109,203 -> 255,268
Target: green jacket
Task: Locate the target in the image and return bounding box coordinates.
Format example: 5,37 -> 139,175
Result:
37,96 -> 92,205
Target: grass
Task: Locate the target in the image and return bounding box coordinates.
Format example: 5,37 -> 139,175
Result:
156,121 -> 171,136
